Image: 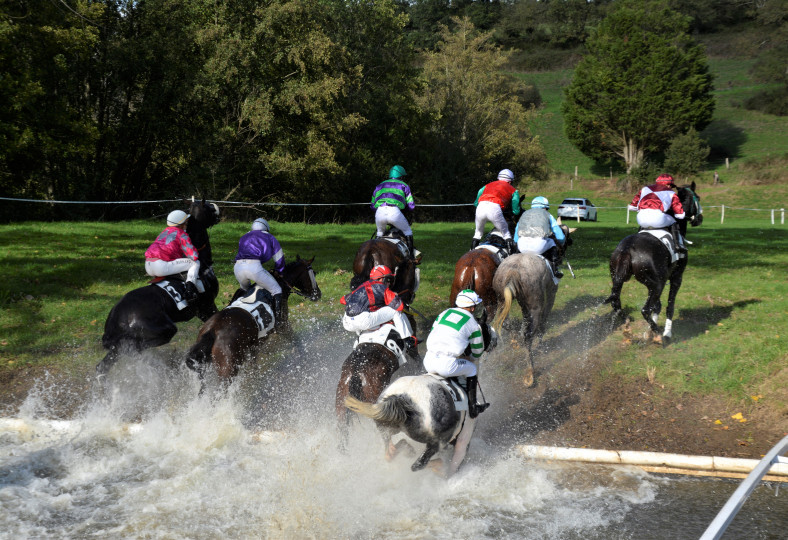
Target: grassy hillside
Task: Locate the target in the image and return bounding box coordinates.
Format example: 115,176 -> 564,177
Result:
514,57 -> 788,185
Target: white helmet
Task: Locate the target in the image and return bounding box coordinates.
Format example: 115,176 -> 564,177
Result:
497,169 -> 514,183
166,210 -> 189,227
456,289 -> 483,308
251,217 -> 270,232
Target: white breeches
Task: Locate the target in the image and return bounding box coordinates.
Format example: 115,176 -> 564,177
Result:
474,201 -> 511,240
637,209 -> 676,229
423,352 -> 477,378
375,206 -> 412,237
342,307 -> 413,339
516,236 -> 555,255
145,258 -> 200,284
234,259 -> 282,295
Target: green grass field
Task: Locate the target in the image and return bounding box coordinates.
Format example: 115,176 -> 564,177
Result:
1,213 -> 786,410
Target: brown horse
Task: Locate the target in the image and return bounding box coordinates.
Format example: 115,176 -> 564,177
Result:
449,249 -> 500,320
350,239 -> 417,306
335,340 -> 402,449
184,256 -> 320,389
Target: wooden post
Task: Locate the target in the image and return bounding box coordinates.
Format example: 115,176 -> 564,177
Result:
626,208 -> 630,224
772,209 -> 775,225
725,157 -> 730,169
721,205 -> 725,224
782,208 -> 785,225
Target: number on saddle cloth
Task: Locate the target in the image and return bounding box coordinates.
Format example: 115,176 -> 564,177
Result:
356,326 -> 408,366
154,279 -> 189,310
229,288 -> 274,338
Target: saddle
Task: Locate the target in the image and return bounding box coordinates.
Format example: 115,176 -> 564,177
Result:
426,374 -> 469,412
378,227 -> 422,262
227,286 -> 274,338
355,325 -> 408,367
475,232 -> 508,263
639,228 -> 680,263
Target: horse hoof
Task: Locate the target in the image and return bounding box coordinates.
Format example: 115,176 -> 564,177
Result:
523,370 -> 534,388
661,335 -> 672,348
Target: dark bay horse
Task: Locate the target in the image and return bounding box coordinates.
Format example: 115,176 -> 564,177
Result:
185,256 -> 320,387
350,238 -> 417,307
450,249 -> 500,320
96,199 -> 221,376
335,341 -> 401,448
604,184 -> 703,345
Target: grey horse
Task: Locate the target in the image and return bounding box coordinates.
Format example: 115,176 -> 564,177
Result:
492,252 -> 558,387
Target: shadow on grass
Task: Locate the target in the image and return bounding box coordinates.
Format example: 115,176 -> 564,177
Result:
675,298 -> 761,342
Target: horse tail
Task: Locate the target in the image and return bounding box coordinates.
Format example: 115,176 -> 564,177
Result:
604,245 -> 632,305
492,282 -> 515,334
344,395 -> 409,427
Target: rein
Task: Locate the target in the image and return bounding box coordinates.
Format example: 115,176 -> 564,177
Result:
280,263 -> 318,298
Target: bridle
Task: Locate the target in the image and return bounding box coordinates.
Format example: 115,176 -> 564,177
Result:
280,262 -> 320,300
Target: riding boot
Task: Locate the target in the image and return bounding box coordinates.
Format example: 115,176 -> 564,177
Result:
184,281 -> 199,302
403,336 -> 422,362
547,247 -> 564,279
671,223 -> 687,253
465,375 -> 489,419
506,238 -> 516,254
471,237 -> 480,250
272,293 -> 284,326
405,235 -> 416,260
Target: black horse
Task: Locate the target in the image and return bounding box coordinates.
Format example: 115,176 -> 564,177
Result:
96,199 -> 221,376
604,183 -> 703,345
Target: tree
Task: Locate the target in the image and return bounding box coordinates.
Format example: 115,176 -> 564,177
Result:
562,0 -> 715,173
746,0 -> 788,116
414,17 -> 546,203
663,128 -> 710,180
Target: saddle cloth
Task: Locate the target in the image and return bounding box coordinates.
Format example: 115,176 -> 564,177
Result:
227,287 -> 274,339
153,280 -> 189,310
426,373 -> 469,412
355,324 -> 407,367
380,227 -> 422,260
640,229 -> 679,263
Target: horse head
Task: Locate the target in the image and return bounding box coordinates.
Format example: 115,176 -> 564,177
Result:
280,255 -> 321,302
678,182 -> 703,227
188,197 -> 221,229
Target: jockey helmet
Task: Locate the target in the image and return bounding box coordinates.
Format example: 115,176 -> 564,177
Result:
251,218 -> 270,232
497,169 -> 514,183
388,165 -> 407,180
166,210 -> 189,227
456,289 -> 483,308
656,174 -> 675,186
369,265 -> 394,281
531,196 -> 549,209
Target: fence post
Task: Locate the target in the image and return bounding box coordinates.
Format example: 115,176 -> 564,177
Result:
782,208 -> 785,225
725,157 -> 730,169
772,209 -> 775,225
721,205 -> 725,224
626,208 -> 630,224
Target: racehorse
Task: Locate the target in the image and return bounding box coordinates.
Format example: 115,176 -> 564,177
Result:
96,198 -> 221,376
184,256 -> 320,389
350,236 -> 417,307
344,375 -> 476,477
604,183 -> 703,345
334,340 -> 401,448
492,252 -> 558,387
449,249 -> 500,321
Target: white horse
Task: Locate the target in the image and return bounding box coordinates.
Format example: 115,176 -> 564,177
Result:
344,375 -> 475,477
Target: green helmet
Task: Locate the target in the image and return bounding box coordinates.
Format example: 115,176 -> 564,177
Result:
388,165 -> 407,180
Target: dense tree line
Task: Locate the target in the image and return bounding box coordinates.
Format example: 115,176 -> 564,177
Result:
1,0 -> 784,221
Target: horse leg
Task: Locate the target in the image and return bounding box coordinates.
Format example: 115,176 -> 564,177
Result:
521,309 -> 536,387
447,417 -> 476,476
641,281 -> 664,339
411,441 -> 440,471
662,269 -> 685,346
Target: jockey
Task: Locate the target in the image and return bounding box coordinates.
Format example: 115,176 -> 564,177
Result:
515,196 -> 567,278
233,218 -> 286,322
341,265 -> 420,360
371,165 -> 418,260
423,290 -> 490,418
629,174 -> 687,252
144,209 -> 201,300
472,169 -> 522,253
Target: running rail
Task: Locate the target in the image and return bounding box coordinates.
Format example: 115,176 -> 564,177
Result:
700,434 -> 788,540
